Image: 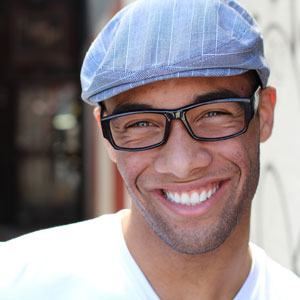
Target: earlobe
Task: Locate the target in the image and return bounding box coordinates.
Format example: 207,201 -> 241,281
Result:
258,86 -> 276,143
93,107 -> 102,128
93,107 -> 117,163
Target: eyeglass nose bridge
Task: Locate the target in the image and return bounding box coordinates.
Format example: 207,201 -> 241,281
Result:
164,110 -> 195,140
166,109 -> 185,121
174,110 -> 182,119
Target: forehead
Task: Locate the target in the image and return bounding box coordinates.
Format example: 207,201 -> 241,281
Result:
104,74 -> 253,112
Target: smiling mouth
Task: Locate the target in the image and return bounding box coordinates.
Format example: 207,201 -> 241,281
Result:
162,183 -> 220,206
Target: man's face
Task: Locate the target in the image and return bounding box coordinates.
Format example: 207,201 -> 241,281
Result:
101,75 -> 274,254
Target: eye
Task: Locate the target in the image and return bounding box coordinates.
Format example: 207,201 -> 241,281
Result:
127,120 -> 153,128
204,111 -> 228,118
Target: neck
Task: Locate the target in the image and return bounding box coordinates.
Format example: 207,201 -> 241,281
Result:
121,208 -> 252,300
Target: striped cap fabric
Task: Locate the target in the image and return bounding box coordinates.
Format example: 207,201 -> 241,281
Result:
81,0 -> 269,105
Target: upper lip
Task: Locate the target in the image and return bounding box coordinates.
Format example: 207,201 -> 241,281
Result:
146,176 -> 229,193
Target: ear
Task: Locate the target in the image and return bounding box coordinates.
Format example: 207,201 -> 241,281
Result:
258,86 -> 276,143
93,107 -> 117,163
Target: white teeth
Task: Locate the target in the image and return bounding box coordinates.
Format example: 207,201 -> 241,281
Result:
207,189 -> 212,198
191,192 -> 199,205
174,193 -> 181,203
164,185 -> 219,206
200,190 -> 207,202
181,193 -> 189,204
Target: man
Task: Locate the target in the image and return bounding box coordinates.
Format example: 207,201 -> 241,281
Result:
0,0 -> 299,299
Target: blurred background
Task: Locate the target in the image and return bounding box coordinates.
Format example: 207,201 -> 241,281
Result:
0,0 -> 299,276
0,0 -> 128,240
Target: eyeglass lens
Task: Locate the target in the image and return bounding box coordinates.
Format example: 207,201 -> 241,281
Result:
108,101 -> 246,149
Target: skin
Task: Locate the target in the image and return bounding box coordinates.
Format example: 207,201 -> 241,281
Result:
94,74 -> 276,300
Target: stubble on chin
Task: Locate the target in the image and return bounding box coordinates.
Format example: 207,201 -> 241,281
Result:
123,142 -> 260,255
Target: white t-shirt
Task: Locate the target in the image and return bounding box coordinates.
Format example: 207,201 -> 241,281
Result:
0,210 -> 299,300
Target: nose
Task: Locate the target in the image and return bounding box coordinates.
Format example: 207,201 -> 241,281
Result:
154,120 -> 213,178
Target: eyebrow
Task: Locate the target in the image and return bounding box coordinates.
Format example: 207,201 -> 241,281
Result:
194,90 -> 241,104
112,103 -> 153,115
111,89 -> 242,115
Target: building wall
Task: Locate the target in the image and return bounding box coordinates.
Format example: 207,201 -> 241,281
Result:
237,0 -> 300,275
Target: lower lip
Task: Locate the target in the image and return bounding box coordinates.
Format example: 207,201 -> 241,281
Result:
154,181 -> 228,217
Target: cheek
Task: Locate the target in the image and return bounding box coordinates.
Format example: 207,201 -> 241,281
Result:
230,129 -> 260,190
218,130 -> 259,178
114,152 -> 151,188
231,117 -> 260,161
217,135 -> 260,212
241,119 -> 261,165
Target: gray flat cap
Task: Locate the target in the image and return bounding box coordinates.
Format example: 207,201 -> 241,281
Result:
81,0 -> 269,105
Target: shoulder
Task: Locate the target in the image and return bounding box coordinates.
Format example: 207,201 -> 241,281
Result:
250,243 -> 300,299
0,209 -> 158,299
1,211 -> 120,251
0,212 -> 125,287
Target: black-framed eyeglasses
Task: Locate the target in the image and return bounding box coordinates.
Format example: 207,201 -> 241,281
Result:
99,89 -> 259,152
